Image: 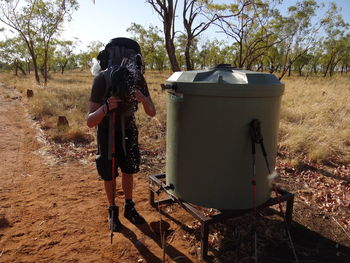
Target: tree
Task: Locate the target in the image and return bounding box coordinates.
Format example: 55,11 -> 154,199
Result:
146,0 -> 231,71
339,35 -> 350,74
76,40 -> 104,70
0,0 -> 79,84
304,46 -> 322,75
52,40 -> 77,74
293,52 -> 312,76
197,39 -> 234,68
181,0 -> 223,70
213,0 -> 282,70
274,0 -> 325,79
0,37 -> 30,75
127,23 -> 168,70
146,0 -> 180,72
320,2 -> 349,77
322,36 -> 349,77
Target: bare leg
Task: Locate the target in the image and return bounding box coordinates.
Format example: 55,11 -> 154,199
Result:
104,178 -> 116,206
122,173 -> 133,200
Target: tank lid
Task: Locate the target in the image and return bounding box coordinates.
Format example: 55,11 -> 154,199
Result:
165,67 -> 284,97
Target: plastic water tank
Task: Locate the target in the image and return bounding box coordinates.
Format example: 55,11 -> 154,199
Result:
164,66 -> 284,210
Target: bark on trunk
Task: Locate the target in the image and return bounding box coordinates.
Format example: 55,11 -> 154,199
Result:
185,41 -> 193,70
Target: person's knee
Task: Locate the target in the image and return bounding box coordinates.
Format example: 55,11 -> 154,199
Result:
103,178 -> 116,184
96,155 -> 118,180
101,174 -> 118,181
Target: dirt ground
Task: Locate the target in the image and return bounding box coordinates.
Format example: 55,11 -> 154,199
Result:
0,84 -> 198,263
0,83 -> 349,263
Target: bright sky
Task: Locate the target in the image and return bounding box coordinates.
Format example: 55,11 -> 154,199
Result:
61,0 -> 350,52
2,0 -> 350,51
61,0 -> 164,51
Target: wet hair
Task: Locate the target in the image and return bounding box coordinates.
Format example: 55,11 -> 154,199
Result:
97,49 -> 108,70
97,38 -> 142,70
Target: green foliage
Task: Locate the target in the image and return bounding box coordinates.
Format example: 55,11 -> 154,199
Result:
0,37 -> 31,73
51,40 -> 77,73
0,0 -> 79,84
74,40 -> 104,70
319,3 -> 350,77
196,39 -> 234,68
86,41 -> 104,59
127,23 -> 168,70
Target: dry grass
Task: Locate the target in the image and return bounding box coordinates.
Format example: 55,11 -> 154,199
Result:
137,71 -> 170,150
0,70 -> 93,143
0,70 -> 348,165
279,75 -> 350,165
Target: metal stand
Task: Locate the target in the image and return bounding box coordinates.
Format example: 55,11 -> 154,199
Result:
149,174 -> 295,260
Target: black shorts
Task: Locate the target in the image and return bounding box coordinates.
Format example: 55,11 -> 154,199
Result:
95,120 -> 140,181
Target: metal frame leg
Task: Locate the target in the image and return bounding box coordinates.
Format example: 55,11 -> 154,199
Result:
200,222 -> 209,260
285,195 -> 294,226
148,174 -> 295,261
149,187 -> 155,207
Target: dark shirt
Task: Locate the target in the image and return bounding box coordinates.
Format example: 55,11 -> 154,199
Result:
89,72 -> 149,105
89,71 -> 150,128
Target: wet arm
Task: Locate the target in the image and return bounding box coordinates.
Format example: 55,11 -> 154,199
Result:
135,89 -> 156,117
86,102 -> 107,128
86,97 -> 122,128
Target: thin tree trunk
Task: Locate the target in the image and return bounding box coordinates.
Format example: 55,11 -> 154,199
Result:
44,45 -> 49,85
61,60 -> 68,74
18,64 -> 26,75
164,0 -> 180,72
26,39 -> 40,84
14,59 -> 18,76
27,60 -> 31,74
185,40 -> 192,70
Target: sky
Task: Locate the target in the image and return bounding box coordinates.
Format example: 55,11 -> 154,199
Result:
1,0 -> 350,52
61,0 -> 165,51
61,0 -> 350,51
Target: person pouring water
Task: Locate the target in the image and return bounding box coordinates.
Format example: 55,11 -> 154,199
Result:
86,38 -> 156,231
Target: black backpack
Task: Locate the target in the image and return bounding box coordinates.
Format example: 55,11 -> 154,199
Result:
97,37 -> 144,102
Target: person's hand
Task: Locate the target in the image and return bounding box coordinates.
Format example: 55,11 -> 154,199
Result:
106,96 -> 122,111
134,89 -> 145,103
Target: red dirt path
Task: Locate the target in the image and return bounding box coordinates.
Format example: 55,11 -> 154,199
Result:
0,84 -> 196,262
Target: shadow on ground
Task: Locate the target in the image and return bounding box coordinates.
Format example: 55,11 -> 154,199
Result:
158,206 -> 350,263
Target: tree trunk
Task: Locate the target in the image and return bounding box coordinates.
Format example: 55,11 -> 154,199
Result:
14,60 -> 18,76
26,60 -> 31,74
257,64 -> 263,72
29,49 -> 40,83
298,64 -> 305,76
238,41 -> 243,68
279,64 -> 290,80
26,40 -> 40,84
323,53 -> 337,77
163,1 -> 180,72
18,64 -> 26,75
61,60 -> 68,74
185,40 -> 193,70
44,45 -> 49,85
165,39 -> 180,72
147,0 -> 180,72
